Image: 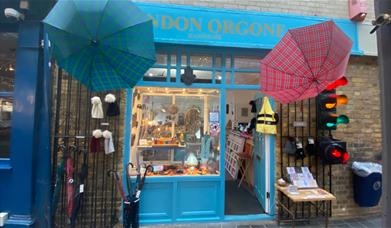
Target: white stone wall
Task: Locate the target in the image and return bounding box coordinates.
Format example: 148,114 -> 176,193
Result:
135,0 -> 375,22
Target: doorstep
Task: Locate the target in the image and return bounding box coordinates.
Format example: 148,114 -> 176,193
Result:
140,215 -> 381,228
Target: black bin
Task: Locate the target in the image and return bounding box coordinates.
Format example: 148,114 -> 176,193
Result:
352,162 -> 382,207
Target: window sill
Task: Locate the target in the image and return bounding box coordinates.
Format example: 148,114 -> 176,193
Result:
0,158 -> 12,170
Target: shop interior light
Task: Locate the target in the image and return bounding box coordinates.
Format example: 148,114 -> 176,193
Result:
326,76 -> 348,90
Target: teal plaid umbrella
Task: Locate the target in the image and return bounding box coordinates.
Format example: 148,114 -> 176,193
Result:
43,0 -> 156,91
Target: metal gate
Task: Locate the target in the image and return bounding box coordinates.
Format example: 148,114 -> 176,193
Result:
50,67 -> 123,227
277,98 -> 333,219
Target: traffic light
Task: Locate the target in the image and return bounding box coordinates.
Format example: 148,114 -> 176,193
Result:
317,77 -> 349,130
318,137 -> 348,164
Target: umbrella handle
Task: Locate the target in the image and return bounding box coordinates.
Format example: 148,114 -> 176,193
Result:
126,163 -> 134,196
138,165 -> 153,191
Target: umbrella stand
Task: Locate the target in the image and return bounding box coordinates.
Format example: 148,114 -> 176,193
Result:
124,165 -> 153,228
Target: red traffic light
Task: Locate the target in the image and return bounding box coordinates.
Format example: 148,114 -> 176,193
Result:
342,152 -> 349,164
326,76 -> 348,90
318,137 -> 348,165
331,149 -> 342,158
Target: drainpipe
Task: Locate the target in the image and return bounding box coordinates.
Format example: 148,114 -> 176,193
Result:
374,1 -> 391,227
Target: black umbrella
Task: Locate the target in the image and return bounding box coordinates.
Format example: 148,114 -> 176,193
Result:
70,150 -> 88,228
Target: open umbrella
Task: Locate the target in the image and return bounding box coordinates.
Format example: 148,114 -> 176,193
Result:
260,21 -> 352,104
43,0 -> 156,91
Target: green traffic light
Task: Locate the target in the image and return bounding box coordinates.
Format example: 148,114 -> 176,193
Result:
326,115 -> 350,127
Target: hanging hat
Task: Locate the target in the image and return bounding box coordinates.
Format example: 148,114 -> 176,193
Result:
284,137 -> 296,155
91,96 -> 104,119
249,100 -> 257,113
295,139 -> 305,160
90,129 -> 102,153
105,93 -> 120,117
103,130 -> 115,154
306,137 -> 316,156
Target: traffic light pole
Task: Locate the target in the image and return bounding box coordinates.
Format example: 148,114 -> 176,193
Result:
375,1 -> 391,227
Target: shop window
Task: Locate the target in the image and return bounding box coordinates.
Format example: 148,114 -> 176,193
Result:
190,55 -> 212,68
215,56 -> 222,68
181,55 -> 187,66
131,87 -> 220,176
192,70 -> 212,84
226,72 -> 232,84
234,72 -> 259,85
156,53 -> 167,65
215,70 -> 222,84
143,68 -> 175,82
0,32 -> 17,158
225,56 -> 232,69
234,56 -> 260,70
170,54 -> 177,66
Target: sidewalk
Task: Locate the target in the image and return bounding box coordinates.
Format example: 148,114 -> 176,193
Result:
141,216 -> 382,228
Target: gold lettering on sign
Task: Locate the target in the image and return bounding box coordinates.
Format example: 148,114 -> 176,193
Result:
190,18 -> 202,32
208,19 -> 222,33
175,16 -> 189,31
249,22 -> 262,35
276,24 -> 285,37
236,21 -> 248,35
162,15 -> 174,29
148,14 -> 158,27
149,14 -> 287,38
223,20 -> 234,34
264,24 -> 274,36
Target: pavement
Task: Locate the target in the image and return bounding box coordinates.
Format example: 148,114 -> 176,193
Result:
141,215 -> 382,228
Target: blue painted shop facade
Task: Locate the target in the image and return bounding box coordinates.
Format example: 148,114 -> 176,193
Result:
0,2 -> 360,227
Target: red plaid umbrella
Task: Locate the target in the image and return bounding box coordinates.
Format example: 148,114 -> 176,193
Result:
260,21 -> 352,104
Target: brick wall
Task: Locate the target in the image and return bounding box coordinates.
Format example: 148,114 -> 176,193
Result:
135,0 -> 375,22
332,56 -> 382,217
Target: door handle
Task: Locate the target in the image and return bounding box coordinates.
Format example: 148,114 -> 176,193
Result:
256,155 -> 261,160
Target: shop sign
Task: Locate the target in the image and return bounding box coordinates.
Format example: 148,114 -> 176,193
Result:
135,3 -> 361,54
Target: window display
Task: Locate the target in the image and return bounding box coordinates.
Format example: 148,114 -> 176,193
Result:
0,32 -> 17,158
131,87 -> 220,176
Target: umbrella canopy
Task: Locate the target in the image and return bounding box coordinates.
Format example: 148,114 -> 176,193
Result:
43,0 -> 156,91
260,21 -> 352,104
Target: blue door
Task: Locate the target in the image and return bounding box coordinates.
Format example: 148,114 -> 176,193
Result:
252,95 -> 271,213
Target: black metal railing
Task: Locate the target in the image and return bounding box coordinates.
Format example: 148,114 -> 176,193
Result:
51,68 -> 123,228
277,98 -> 332,219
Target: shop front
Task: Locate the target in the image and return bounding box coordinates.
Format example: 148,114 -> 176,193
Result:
123,2 -> 361,224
